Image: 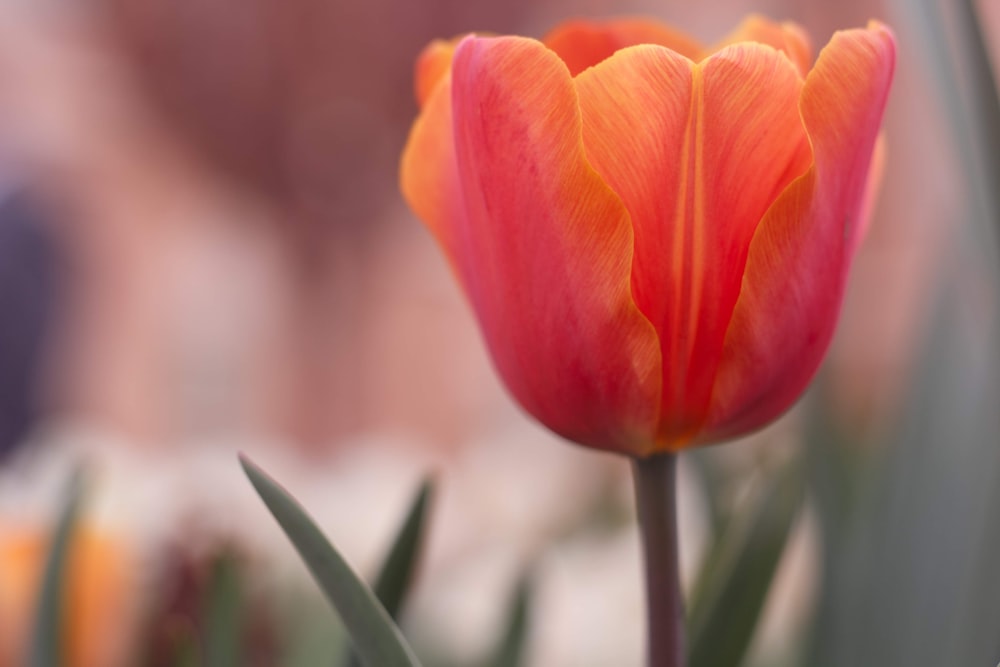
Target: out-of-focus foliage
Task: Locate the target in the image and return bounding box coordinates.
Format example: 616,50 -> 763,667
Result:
240,455 -> 421,667
803,2 -> 1000,666
29,468 -> 84,667
688,461 -> 802,667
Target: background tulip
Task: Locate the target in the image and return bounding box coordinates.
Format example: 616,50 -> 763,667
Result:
0,523 -> 133,667
401,17 -> 895,458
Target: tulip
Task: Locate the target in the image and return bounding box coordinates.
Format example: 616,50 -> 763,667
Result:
0,522 -> 133,667
401,16 -> 895,458
402,16 -> 894,666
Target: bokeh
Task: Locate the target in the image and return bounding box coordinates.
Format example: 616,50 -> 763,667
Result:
0,0 -> 997,665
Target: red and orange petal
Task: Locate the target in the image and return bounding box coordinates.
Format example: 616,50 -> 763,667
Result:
404,35 -> 662,454
414,38 -> 460,107
401,70 -> 463,262
543,18 -> 702,75
702,23 -> 896,442
575,42 -> 810,447
712,14 -> 813,75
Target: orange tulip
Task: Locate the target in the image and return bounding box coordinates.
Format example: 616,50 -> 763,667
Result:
0,522 -> 133,667
401,16 -> 895,456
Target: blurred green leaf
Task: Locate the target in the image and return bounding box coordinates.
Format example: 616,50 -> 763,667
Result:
810,2 -> 1000,665
170,633 -> 201,667
903,0 -> 1000,253
282,593 -> 350,667
954,0 -> 1000,238
805,281 -> 1000,667
687,463 -> 803,667
29,467 -> 85,667
204,553 -> 244,667
239,454 -> 421,667
483,571 -> 532,667
345,477 -> 434,667
687,450 -> 729,537
372,477 -> 434,619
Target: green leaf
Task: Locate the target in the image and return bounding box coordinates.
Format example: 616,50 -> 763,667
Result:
281,593 -> 350,667
687,463 -> 803,667
687,450 -> 731,538
239,454 -> 421,667
345,477 -> 434,667
370,478 -> 434,619
203,553 -> 244,667
484,571 -> 532,667
169,633 -> 201,667
29,467 -> 86,667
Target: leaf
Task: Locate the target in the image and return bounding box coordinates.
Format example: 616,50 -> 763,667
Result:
169,633 -> 201,667
29,467 -> 86,667
687,463 -> 803,667
484,571 -> 532,667
281,594 -> 350,667
239,454 -> 422,667
203,553 -> 245,667
687,449 -> 731,538
372,477 -> 434,619
345,477 -> 434,667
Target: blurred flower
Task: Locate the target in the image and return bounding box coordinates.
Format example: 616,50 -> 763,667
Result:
401,16 -> 895,456
0,522 -> 133,667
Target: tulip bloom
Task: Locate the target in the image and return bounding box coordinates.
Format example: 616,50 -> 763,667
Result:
401,16 -> 895,457
0,522 -> 133,667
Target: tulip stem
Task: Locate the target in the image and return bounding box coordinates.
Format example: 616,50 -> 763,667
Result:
632,452 -> 685,667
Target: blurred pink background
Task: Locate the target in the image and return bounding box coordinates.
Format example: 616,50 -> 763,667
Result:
0,0 -> 956,452
0,0 -> 987,665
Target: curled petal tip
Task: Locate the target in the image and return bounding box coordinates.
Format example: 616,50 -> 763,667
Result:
866,19 -> 894,35
712,14 -> 813,74
415,37 -> 462,107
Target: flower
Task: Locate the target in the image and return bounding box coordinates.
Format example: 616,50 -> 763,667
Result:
400,16 -> 895,456
0,521 -> 133,667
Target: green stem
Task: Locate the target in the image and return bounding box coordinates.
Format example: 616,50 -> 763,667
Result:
632,452 -> 685,667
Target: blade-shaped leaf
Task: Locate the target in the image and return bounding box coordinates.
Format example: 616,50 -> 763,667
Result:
29,467 -> 85,667
170,634 -> 201,667
345,478 -> 434,667
204,553 -> 244,667
240,454 -> 422,667
372,477 -> 434,619
282,593 -> 350,667
687,450 -> 732,538
687,463 -> 803,667
484,571 -> 532,667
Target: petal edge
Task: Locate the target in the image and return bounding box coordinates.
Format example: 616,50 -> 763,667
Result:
449,36 -> 663,453
703,24 -> 896,442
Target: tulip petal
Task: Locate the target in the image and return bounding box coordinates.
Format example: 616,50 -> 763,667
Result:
712,14 -> 813,76
544,18 -> 702,76
408,35 -> 662,453
576,42 -> 809,447
414,38 -> 460,108
703,24 -> 896,442
401,70 -> 463,260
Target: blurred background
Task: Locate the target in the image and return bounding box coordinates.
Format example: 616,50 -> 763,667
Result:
0,0 -> 998,665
